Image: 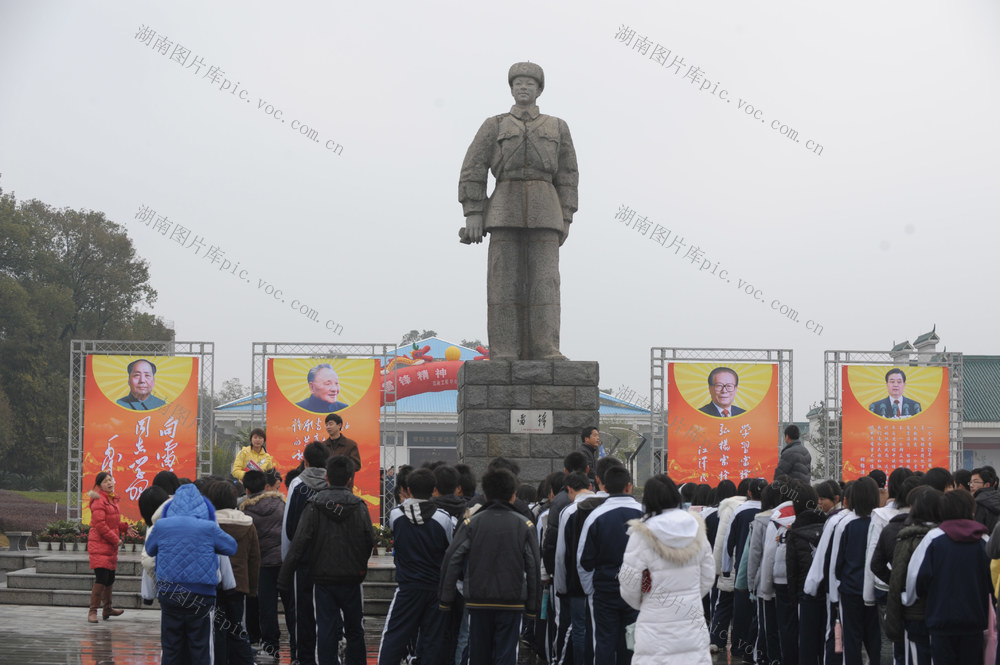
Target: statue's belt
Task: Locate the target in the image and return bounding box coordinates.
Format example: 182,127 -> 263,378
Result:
496,174 -> 554,183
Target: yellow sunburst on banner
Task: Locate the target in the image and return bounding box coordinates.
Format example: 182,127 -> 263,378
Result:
846,366 -> 944,416
672,363 -> 775,414
272,358 -> 375,407
91,356 -> 194,409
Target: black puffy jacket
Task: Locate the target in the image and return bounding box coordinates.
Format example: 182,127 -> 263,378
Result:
870,512 -> 909,587
278,486 -> 374,588
785,509 -> 827,600
439,501 -> 540,615
774,440 -> 812,484
974,488 -> 1000,533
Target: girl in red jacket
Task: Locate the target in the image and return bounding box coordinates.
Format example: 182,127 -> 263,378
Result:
87,472 -> 137,623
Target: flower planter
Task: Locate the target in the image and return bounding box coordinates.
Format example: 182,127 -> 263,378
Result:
376,547 -> 387,556
38,541 -> 51,551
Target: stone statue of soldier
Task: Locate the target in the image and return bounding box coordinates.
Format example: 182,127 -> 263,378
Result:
459,62 -> 579,361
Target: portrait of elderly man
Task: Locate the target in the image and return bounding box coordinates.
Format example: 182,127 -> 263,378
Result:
116,358 -> 166,410
296,363 -> 349,413
459,61 -> 579,361
699,366 -> 745,418
868,368 -> 922,419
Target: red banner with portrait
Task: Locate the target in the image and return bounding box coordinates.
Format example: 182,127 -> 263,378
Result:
82,355 -> 199,524
841,366 -> 949,478
666,363 -> 780,484
266,358 -> 382,523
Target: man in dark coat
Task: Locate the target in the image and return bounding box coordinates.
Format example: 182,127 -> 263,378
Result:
279,456 -> 374,665
321,413 -> 361,471
579,426 -> 600,484
971,466 -> 1000,532
774,425 -> 812,483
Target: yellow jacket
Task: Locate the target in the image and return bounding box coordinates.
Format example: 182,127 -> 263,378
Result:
231,446 -> 276,480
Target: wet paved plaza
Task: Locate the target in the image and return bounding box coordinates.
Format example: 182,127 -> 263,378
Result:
0,604 -> 388,665
0,604 -> 546,664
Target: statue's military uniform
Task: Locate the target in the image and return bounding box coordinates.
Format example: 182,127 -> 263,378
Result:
459,62 -> 579,360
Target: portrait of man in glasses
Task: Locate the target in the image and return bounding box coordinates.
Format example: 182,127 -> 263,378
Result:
699,366 -> 745,418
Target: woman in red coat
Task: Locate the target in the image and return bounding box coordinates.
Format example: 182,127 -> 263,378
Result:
87,472 -> 137,623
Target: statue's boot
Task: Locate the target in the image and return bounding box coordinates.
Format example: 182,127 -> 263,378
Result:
528,303 -> 565,360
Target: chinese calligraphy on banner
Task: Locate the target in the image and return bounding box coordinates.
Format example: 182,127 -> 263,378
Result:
841,366 -> 949,477
267,358 -> 381,523
666,363 -> 780,484
82,355 -> 199,524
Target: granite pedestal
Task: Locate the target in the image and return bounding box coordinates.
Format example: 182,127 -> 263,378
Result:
456,360 -> 600,484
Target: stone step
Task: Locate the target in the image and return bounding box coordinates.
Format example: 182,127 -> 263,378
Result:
0,551 -> 35,573
7,568 -> 142,592
366,564 -> 396,583
0,552 -> 397,616
35,554 -> 143,576
363,582 -> 398,601
363,598 -> 391,616
0,585 -> 158,609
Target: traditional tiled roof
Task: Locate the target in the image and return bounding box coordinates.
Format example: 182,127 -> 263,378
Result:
913,326 -> 940,346
963,356 -> 1000,422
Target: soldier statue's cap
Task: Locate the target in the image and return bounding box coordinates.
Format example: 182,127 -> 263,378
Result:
508,62 -> 544,91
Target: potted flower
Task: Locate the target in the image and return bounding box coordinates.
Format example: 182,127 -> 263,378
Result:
132,521 -> 147,553
43,519 -> 81,552
36,531 -> 53,551
373,524 -> 393,556
124,533 -> 142,553
79,524 -> 90,552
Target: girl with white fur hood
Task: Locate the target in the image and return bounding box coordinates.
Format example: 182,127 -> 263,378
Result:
620,474 -> 715,665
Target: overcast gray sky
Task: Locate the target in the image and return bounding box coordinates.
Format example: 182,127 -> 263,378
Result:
2,0 -> 998,419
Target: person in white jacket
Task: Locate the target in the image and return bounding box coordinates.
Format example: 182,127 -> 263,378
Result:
620,475 -> 714,665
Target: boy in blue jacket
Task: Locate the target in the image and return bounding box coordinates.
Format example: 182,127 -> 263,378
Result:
144,483 -> 237,665
904,489 -> 991,665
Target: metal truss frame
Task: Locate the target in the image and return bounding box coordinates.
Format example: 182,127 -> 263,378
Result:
648,347 -> 794,479
823,350 -> 963,479
68,340 -> 214,521
250,342 -> 399,523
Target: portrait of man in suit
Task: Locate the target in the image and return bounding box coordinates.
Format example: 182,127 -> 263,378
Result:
869,368 -> 921,419
700,367 -> 746,418
116,358 -> 167,410
296,363 -> 349,413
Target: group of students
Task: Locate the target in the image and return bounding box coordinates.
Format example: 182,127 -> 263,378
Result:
705,465 -> 1000,665
376,430 -> 716,665
91,419 -> 1000,665
125,425 -> 366,665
